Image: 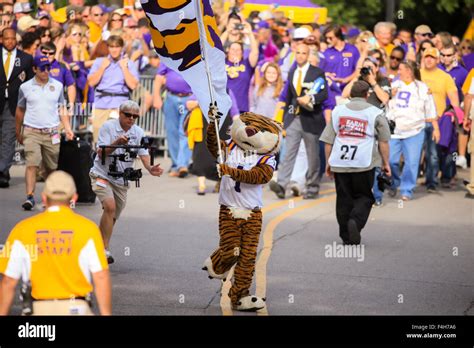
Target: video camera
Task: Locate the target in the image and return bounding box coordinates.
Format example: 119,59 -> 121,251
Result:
100,137 -> 157,187
377,171 -> 393,192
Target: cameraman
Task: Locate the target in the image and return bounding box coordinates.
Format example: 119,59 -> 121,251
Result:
321,81 -> 391,245
342,57 -> 391,109
89,101 -> 163,264
342,57 -> 391,206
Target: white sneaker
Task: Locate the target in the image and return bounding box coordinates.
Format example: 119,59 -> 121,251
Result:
233,295 -> 266,311
456,156 -> 467,169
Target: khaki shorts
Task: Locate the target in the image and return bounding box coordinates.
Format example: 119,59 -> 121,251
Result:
32,299 -> 93,315
91,108 -> 118,145
90,172 -> 128,220
23,128 -> 60,169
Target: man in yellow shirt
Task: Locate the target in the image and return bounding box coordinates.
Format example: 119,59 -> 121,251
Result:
374,21 -> 396,56
420,47 -> 460,192
0,171 -> 111,315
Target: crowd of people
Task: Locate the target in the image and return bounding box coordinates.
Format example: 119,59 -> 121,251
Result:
0,0 -> 473,314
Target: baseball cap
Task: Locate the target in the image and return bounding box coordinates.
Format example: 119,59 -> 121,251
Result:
43,171 -> 76,201
293,27 -> 311,40
17,16 -> 40,32
348,27 -> 361,38
134,1 -> 142,9
33,55 -> 51,68
36,10 -> 50,19
13,3 -> 24,14
98,4 -> 112,13
415,25 -> 433,35
257,20 -> 270,30
423,47 -> 439,58
113,8 -> 126,16
21,2 -> 33,13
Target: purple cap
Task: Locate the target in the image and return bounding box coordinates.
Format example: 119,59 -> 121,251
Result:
257,21 -> 270,30
348,27 -> 361,38
98,4 -> 112,13
36,10 -> 50,19
33,55 -> 51,68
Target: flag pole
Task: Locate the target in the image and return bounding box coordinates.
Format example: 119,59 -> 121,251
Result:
194,0 -> 224,165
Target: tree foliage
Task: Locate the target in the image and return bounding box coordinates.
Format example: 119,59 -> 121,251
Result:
314,0 -> 473,36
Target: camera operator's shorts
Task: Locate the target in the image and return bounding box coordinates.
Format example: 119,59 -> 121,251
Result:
23,128 -> 60,169
90,173 -> 128,220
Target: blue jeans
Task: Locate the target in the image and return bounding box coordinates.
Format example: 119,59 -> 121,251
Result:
390,130 -> 425,198
423,123 -> 439,188
372,167 -> 383,202
163,93 -> 192,171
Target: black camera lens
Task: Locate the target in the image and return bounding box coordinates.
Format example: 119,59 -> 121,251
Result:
360,67 -> 370,76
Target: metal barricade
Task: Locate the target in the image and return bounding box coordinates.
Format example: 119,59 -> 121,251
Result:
131,75 -> 168,156
13,74 -> 168,164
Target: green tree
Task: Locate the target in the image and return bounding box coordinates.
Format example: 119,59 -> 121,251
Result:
315,0 -> 473,36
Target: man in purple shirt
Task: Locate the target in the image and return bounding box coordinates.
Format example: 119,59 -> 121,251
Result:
439,43 -> 469,170
87,35 -> 139,145
153,63 -> 193,177
40,42 -> 76,112
439,44 -> 468,102
321,24 -> 360,94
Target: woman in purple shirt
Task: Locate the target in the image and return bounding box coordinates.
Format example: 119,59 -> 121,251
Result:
225,21 -> 259,113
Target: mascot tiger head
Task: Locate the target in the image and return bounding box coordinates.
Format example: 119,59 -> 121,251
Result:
230,112 -> 283,155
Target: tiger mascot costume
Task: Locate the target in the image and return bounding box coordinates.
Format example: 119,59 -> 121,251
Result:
202,105 -> 282,311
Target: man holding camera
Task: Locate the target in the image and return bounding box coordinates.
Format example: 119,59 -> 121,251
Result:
89,101 -> 163,264
321,81 -> 391,245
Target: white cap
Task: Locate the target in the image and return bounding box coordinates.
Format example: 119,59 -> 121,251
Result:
293,27 -> 311,40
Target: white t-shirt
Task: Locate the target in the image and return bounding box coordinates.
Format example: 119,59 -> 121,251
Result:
387,80 -> 437,139
219,141 -> 276,210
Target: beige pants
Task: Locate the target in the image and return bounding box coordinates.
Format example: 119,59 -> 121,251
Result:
90,172 -> 128,220
32,299 -> 93,315
23,128 -> 60,170
91,108 -> 119,145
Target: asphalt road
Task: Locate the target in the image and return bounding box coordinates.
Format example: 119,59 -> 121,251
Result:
1,158 -> 473,316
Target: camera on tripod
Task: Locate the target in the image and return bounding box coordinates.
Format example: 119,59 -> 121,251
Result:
100,137 -> 157,187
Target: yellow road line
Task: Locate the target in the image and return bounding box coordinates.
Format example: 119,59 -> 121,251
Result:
255,190 -> 336,315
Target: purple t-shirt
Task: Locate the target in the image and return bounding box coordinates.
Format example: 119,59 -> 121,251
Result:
226,57 -> 255,112
463,53 -> 474,72
157,64 -> 192,94
319,43 -> 360,90
439,63 -> 468,102
88,55 -> 140,109
49,60 -> 75,87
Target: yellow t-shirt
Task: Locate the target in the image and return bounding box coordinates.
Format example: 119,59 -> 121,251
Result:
50,6 -> 67,24
381,43 -> 394,57
0,206 -> 108,300
88,21 -> 102,45
421,68 -> 458,116
462,68 -> 474,95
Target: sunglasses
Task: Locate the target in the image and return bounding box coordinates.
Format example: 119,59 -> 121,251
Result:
111,18 -> 123,22
461,46 -> 471,50
123,112 -> 139,119
390,56 -> 403,62
41,50 -> 55,56
440,53 -> 455,57
42,33 -> 51,37
93,13 -> 104,17
419,33 -> 434,38
71,32 -> 82,37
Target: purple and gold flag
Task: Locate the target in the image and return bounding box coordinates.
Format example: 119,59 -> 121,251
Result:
142,0 -> 231,120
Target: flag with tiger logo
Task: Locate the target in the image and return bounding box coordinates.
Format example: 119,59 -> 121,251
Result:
142,0 -> 231,121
